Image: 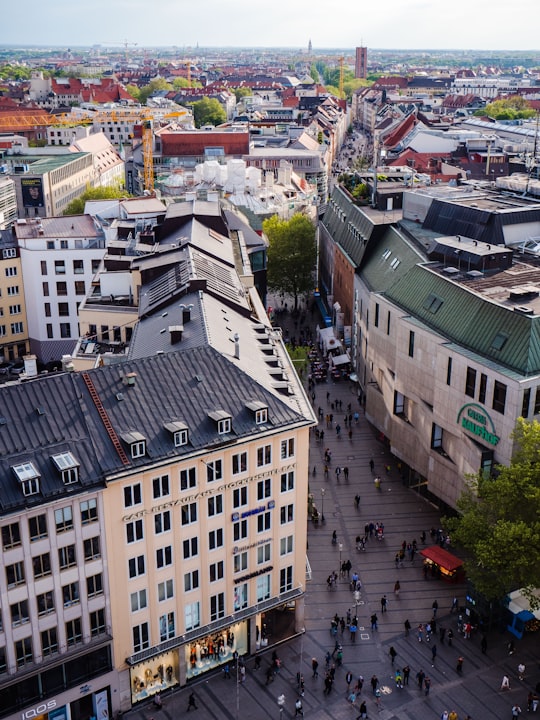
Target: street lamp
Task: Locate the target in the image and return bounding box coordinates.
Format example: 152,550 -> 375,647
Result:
339,542 -> 343,578
320,488 -> 326,523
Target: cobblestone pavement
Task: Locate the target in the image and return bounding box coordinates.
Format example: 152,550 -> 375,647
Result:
125,305 -> 539,720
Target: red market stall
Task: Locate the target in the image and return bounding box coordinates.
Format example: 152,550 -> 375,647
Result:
420,545 -> 464,582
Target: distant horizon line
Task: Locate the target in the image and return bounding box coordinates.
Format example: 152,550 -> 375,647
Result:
0,44 -> 539,54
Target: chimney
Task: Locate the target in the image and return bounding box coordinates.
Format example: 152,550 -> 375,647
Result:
61,354 -> 74,372
234,333 -> 240,359
169,325 -> 184,344
23,354 -> 38,378
123,372 -> 137,386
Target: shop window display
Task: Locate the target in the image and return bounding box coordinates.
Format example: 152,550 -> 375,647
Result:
130,651 -> 179,704
185,621 -> 247,679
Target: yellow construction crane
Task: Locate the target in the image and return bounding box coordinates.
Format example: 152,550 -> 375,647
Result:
141,111 -> 190,193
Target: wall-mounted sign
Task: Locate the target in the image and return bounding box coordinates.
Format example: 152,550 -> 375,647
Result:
456,403 -> 499,446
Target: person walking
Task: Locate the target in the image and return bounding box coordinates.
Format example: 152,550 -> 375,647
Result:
456,657 -> 464,675
395,668 -> 403,688
441,712 -> 449,720
447,628 -> 454,647
424,677 -> 431,696
511,705 -> 522,718
501,674 -> 511,691
431,643 -> 437,664
481,635 -> 487,654
369,458 -> 375,473
416,669 -> 425,690
403,665 -> 410,686
357,700 -> 367,719
344,466 -> 349,480
312,658 -> 319,678
186,691 -> 198,711
381,595 -> 387,613
432,599 -> 439,617
346,671 -> 353,691
518,663 -> 525,681
370,613 -> 378,631
294,698 -> 304,717
389,646 -> 397,665
448,712 -> 458,720
404,618 -> 411,637
394,580 -> 401,597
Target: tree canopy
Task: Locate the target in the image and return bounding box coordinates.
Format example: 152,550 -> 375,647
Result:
474,96 -> 536,121
263,213 -> 317,310
63,185 -> 130,215
445,417 -> 540,601
138,78 -> 173,105
191,97 -> 226,128
234,87 -> 252,102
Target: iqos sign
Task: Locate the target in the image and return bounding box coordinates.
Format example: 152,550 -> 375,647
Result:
457,403 -> 500,446
21,701 -> 57,719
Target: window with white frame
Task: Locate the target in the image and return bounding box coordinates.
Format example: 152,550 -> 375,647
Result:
154,511 -> 171,534
185,601 -> 200,631
257,444 -> 271,467
206,459 -> 223,482
184,569 -> 199,592
58,544 -> 76,569
87,573 -> 103,598
233,519 -> 248,541
6,561 -> 25,588
131,440 -> 146,458
62,581 -> 80,607
183,537 -> 198,559
83,536 -> 100,561
210,592 -> 225,621
280,535 -> 294,555
158,579 -> 174,602
133,622 -> 149,652
257,478 -> 271,500
32,553 -> 51,579
126,519 -> 144,544
152,474 -> 170,499
280,471 -> 294,492
209,561 -> 224,582
159,612 -> 175,641
280,566 -> 293,593
255,408 -> 268,424
180,466 -> 196,491
257,512 -> 271,533
80,498 -> 97,524
256,574 -> 271,601
128,555 -> 145,579
174,429 -> 189,447
280,438 -> 295,459
13,462 -> 40,497
234,583 -> 248,611
130,589 -> 147,612
257,542 -> 271,564
233,486 -> 247,508
218,418 -> 231,434
181,502 -> 197,525
209,528 -> 223,550
280,504 -> 294,525
55,506 -> 73,533
156,545 -> 172,568
208,494 -> 223,516
234,551 -> 248,573
232,451 -> 247,475
124,483 -> 142,508
29,514 -> 47,541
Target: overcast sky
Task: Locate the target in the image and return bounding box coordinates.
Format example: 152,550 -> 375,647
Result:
2,0 -> 539,51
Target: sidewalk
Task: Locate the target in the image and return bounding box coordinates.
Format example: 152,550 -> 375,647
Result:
124,306 -> 539,720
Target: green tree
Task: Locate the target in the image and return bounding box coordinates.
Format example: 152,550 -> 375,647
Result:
138,78 -> 173,105
263,213 -> 317,310
234,87 -> 252,102
63,185 -> 129,215
191,97 -> 226,128
446,417 -> 540,601
125,84 -> 140,101
474,96 -> 535,120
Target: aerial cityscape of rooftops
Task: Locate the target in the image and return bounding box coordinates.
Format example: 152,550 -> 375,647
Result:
0,28 -> 539,720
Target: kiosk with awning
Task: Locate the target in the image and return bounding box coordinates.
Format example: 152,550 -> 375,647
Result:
420,545 -> 464,582
505,588 -> 540,639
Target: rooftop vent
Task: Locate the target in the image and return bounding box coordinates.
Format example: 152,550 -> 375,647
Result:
441,266 -> 460,276
514,306 -> 535,315
169,325 -> 184,344
123,372 -> 137,386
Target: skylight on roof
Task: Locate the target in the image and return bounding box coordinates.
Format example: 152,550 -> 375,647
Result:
382,249 -> 392,260
423,294 -> 444,314
491,332 -> 509,351
12,461 -> 40,482
52,452 -> 79,471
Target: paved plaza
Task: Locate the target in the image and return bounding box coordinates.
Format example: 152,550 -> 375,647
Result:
125,309 -> 539,720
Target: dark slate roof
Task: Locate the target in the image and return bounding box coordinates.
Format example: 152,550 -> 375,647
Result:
321,187 -> 381,268
360,225 -> 425,292
422,199 -> 540,246
79,345 -> 309,476
0,373 -> 106,513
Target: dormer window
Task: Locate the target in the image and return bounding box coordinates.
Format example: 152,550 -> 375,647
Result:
164,421 -> 189,448
120,432 -> 147,459
12,462 -> 40,496
52,452 -> 79,484
208,410 -> 232,435
246,401 -> 269,425
218,418 -> 231,435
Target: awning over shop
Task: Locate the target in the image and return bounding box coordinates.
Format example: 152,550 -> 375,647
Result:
317,326 -> 343,354
420,546 -> 463,572
332,353 -> 350,366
